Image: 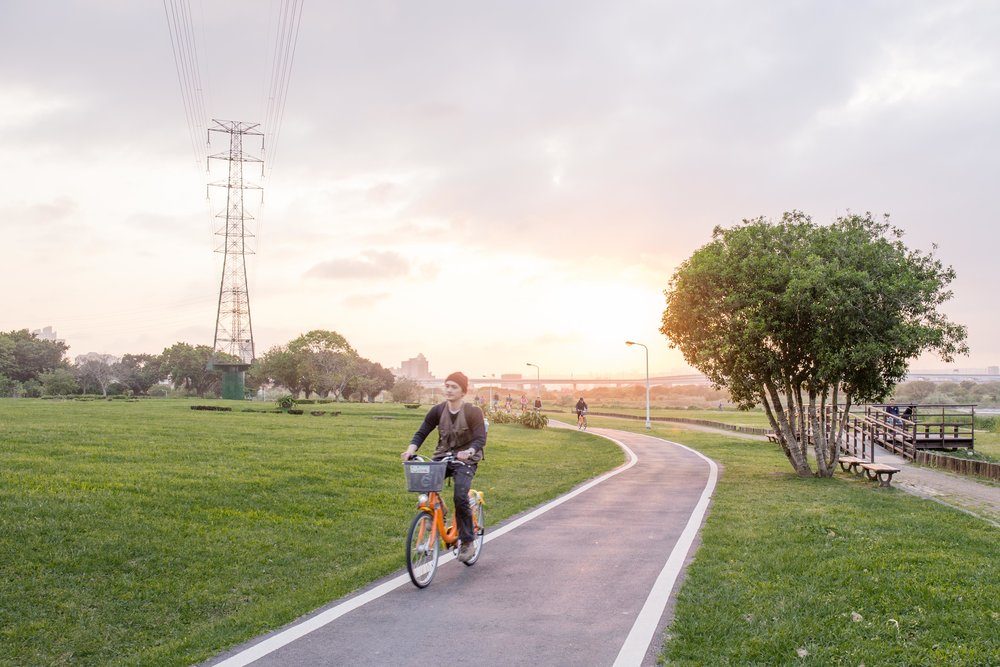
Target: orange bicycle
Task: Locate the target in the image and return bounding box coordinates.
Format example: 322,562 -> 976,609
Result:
402,454 -> 486,588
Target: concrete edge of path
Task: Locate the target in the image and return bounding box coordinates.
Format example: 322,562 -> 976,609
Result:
208,431 -> 640,667
607,432 -> 719,666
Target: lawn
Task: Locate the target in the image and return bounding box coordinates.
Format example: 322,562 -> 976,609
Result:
573,415 -> 999,665
551,405 -> 772,428
0,399 -> 623,666
973,430 -> 1000,460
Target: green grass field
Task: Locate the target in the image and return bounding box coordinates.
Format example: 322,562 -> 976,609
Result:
0,399 -> 623,666
568,415 -> 999,666
973,430 -> 1000,459
551,405 -> 772,428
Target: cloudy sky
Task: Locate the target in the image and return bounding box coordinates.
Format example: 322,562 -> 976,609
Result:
2,1 -> 998,378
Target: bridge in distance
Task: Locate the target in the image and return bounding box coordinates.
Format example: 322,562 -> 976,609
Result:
416,372 -> 999,390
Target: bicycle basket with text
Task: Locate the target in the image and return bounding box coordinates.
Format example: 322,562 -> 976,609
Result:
403,460 -> 448,492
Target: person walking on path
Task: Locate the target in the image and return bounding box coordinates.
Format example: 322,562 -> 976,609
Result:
534,396 -> 542,412
520,394 -> 528,412
401,372 -> 487,563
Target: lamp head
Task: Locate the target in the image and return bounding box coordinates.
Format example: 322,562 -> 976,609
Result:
625,341 -> 635,346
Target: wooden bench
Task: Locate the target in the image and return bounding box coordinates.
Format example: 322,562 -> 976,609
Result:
859,462 -> 901,488
766,433 -> 779,444
837,456 -> 865,474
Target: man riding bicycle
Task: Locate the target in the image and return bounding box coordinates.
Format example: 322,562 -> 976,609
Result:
575,396 -> 589,430
401,372 -> 486,564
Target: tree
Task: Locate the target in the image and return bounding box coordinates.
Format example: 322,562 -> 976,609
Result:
287,329 -> 356,356
0,329 -> 69,382
255,331 -> 360,398
159,343 -> 219,396
40,368 -> 79,395
342,358 -> 394,401
74,355 -> 117,397
112,353 -> 165,395
391,377 -> 422,403
254,346 -> 305,395
660,212 -> 967,477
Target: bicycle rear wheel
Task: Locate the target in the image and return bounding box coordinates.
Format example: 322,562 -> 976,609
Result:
406,512 -> 439,588
462,503 -> 485,567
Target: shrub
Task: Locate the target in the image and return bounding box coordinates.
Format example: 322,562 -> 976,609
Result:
309,411 -> 326,416
276,395 -> 295,410
485,409 -> 518,424
287,409 -> 304,415
190,405 -> 232,412
296,399 -> 316,405
0,375 -> 22,397
404,403 -> 422,409
520,410 -> 549,429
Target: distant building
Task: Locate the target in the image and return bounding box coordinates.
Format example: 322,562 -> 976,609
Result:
988,366 -> 999,375
31,326 -> 65,345
398,353 -> 432,380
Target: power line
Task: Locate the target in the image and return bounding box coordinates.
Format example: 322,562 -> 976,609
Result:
262,0 -> 305,177
162,0 -> 209,168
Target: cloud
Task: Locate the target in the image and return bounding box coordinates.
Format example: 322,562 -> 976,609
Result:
0,196 -> 78,226
0,86 -> 78,129
304,250 -> 411,280
341,292 -> 391,309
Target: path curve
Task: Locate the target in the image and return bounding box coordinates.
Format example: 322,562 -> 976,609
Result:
206,425 -> 717,667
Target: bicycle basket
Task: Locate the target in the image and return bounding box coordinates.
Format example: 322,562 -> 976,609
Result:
403,460 -> 448,492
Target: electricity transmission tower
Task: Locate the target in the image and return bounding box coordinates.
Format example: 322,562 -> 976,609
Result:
207,119 -> 263,398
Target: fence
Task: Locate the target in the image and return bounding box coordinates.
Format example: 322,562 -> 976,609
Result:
913,450 -> 1000,480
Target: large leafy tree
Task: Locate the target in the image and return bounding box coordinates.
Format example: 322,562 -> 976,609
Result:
660,212 -> 967,477
0,329 -> 69,382
342,358 -> 395,401
253,330 -> 395,400
112,353 -> 165,395
159,343 -> 219,395
39,368 -> 79,395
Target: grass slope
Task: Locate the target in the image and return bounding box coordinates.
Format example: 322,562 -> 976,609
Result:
577,416 -> 998,666
0,399 -> 622,666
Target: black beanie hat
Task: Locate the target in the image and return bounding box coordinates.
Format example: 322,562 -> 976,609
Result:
445,371 -> 469,394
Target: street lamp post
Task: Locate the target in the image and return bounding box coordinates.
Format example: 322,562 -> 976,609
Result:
526,362 -> 540,405
626,341 -> 651,430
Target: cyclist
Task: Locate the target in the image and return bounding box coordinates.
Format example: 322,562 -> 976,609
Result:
575,396 -> 589,430
401,372 -> 486,563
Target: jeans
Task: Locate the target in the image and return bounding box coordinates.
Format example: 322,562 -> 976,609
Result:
445,461 -> 477,543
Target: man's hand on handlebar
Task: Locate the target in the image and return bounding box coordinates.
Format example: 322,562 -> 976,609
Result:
401,444 -> 418,462
456,447 -> 475,462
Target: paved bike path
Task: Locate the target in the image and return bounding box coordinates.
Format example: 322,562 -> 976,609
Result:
207,426 -> 717,666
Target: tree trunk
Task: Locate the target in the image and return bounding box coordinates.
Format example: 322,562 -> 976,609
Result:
764,380 -> 812,476
810,389 -> 831,477
827,384 -> 842,469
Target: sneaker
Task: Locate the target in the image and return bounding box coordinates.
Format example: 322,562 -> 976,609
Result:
457,541 -> 475,563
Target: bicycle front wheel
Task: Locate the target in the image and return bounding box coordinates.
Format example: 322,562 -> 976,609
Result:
406,511 -> 439,588
463,503 -> 485,567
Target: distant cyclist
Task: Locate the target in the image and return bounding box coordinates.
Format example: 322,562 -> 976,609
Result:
575,396 -> 589,430
401,372 -> 486,563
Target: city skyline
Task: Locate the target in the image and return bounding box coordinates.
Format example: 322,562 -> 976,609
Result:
3,2 -> 999,377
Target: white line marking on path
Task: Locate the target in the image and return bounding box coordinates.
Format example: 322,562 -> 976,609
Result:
612,434 -> 719,667
212,436 -> 638,667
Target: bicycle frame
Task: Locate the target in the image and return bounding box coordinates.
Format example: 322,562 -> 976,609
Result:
415,489 -> 484,549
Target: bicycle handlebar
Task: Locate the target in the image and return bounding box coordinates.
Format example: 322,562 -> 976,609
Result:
405,453 -> 467,465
